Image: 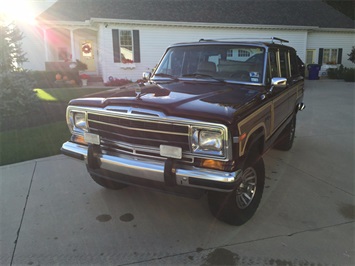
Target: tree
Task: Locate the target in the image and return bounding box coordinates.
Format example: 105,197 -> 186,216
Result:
0,21 -> 28,73
0,21 -> 40,124
348,46 -> 355,64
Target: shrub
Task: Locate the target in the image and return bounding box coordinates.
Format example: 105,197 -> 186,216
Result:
28,70 -> 80,88
348,46 -> 355,64
343,68 -> 355,82
0,72 -> 41,119
327,68 -> 338,79
104,77 -> 132,86
327,65 -> 345,79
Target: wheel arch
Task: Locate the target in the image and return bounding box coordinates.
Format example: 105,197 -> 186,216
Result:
243,126 -> 265,159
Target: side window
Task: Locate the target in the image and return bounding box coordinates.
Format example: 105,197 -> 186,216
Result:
290,51 -> 299,77
268,50 -> 279,81
279,50 -> 289,78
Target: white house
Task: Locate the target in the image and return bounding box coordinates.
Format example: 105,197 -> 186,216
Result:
33,0 -> 354,82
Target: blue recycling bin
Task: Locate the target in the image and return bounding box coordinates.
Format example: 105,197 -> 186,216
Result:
307,64 -> 321,80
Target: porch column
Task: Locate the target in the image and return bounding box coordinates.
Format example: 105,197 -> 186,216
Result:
43,28 -> 49,61
70,29 -> 76,61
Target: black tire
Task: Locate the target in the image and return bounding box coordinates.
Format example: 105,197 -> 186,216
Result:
90,173 -> 128,190
208,156 -> 265,225
275,115 -> 296,151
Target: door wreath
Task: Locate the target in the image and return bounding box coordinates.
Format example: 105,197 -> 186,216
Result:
82,44 -> 92,54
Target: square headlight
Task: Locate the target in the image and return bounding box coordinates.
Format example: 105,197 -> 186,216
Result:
192,128 -> 224,156
199,130 -> 223,151
68,111 -> 87,133
74,112 -> 87,130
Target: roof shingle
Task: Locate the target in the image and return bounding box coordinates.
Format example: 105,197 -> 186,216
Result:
38,0 -> 355,29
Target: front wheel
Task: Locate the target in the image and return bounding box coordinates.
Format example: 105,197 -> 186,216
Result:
208,156 -> 265,225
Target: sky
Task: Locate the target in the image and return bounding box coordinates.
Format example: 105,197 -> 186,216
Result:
0,0 -> 57,25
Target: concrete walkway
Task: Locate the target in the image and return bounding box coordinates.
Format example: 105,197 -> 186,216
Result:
1,80 -> 354,265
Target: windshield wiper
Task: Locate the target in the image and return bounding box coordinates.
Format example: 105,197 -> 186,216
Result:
182,73 -> 226,83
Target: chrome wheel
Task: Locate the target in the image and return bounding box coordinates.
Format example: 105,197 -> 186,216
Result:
236,167 -> 257,209
208,156 -> 265,225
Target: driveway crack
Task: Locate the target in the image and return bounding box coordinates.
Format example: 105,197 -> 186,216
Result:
10,161 -> 37,266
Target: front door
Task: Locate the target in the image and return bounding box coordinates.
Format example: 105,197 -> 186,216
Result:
306,49 -> 316,65
80,40 -> 96,72
268,49 -> 299,135
268,49 -> 289,132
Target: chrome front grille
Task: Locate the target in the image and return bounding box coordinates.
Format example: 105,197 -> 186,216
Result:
87,113 -> 190,156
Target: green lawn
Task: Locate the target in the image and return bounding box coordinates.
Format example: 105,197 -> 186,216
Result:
0,87 -> 112,166
0,121 -> 70,166
34,87 -> 112,102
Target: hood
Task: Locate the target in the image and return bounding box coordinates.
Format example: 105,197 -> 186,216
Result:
69,81 -> 263,124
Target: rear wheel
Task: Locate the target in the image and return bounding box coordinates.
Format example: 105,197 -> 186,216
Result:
90,173 -> 128,190
208,155 -> 265,225
275,115 -> 296,151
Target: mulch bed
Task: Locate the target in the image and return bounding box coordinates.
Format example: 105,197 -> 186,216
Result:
0,102 -> 68,132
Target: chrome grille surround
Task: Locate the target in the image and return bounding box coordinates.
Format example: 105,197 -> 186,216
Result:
66,105 -> 231,161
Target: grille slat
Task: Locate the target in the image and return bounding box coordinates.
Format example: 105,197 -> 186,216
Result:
87,113 -> 190,155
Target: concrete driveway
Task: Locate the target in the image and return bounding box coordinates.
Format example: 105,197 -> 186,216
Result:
1,80 -> 354,265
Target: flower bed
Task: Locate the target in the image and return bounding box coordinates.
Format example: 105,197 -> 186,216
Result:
104,77 -> 132,86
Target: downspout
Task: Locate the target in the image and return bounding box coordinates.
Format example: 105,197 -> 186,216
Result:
43,28 -> 49,61
70,29 -> 76,61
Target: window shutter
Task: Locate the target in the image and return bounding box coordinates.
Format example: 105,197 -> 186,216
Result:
112,29 -> 120,63
337,48 -> 343,64
318,48 -> 323,65
133,30 -> 141,63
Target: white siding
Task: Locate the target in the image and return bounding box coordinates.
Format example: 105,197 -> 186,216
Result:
307,31 -> 355,68
99,24 -> 308,82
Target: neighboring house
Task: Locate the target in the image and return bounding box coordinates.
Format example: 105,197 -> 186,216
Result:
35,0 -> 355,82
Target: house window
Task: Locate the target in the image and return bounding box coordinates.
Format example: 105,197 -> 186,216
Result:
227,50 -> 233,57
120,30 -> 133,63
324,49 -> 337,64
238,50 -> 250,57
318,48 -> 342,65
112,29 -> 140,63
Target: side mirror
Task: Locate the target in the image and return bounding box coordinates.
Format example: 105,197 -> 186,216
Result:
271,77 -> 287,88
269,77 -> 287,94
142,72 -> 151,81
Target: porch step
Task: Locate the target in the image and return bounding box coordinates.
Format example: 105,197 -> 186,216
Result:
88,75 -> 103,82
87,81 -> 106,87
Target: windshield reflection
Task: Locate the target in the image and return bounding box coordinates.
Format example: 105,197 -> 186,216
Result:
155,45 -> 265,83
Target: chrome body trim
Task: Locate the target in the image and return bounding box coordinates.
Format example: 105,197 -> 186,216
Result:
61,141 -> 241,192
66,106 -> 232,161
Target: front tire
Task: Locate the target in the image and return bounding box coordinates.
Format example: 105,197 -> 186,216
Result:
208,156 -> 265,225
90,173 -> 128,190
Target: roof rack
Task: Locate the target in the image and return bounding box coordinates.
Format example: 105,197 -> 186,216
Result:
271,37 -> 289,44
199,37 -> 289,44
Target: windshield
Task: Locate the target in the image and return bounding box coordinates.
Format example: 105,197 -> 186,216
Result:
154,45 -> 265,83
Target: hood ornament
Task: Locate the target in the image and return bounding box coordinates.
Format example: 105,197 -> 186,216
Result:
135,86 -> 142,99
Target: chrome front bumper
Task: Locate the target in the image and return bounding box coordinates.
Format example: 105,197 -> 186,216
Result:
61,141 -> 242,192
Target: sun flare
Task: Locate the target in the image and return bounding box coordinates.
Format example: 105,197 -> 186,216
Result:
1,0 -> 38,25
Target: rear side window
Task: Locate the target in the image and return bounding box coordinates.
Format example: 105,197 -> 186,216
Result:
269,50 -> 278,78
279,50 -> 289,78
290,51 -> 300,77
